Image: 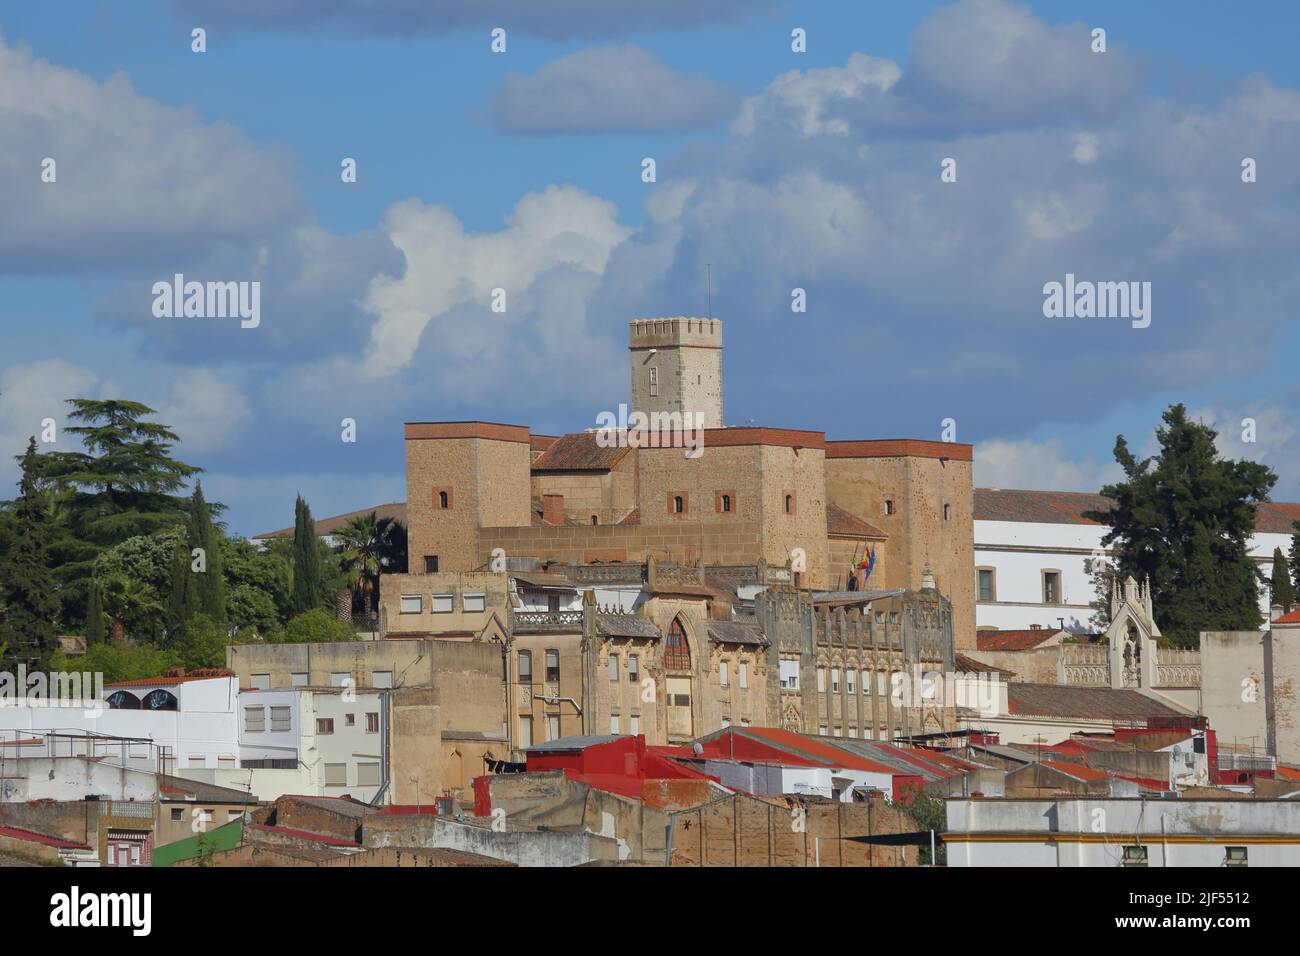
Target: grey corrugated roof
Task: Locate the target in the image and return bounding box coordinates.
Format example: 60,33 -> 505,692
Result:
707,621 -> 769,647
596,614 -> 661,640
1007,684 -> 1189,720
525,734 -> 624,753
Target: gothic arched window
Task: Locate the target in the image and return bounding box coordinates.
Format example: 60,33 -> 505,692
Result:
664,617 -> 691,671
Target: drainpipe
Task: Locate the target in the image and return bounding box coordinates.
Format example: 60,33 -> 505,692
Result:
368,689 -> 391,806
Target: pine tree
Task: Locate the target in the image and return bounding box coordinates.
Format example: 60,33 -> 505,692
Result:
1273,548 -> 1296,614
1291,521 -> 1300,595
85,579 -> 107,644
165,541 -> 199,644
0,438 -> 59,669
187,482 -> 226,624
1084,404 -> 1276,647
290,495 -> 322,616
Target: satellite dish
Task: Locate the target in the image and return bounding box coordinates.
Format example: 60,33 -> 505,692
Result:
692,742 -> 703,756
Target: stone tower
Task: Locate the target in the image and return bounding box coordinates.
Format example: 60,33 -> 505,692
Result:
629,317 -> 723,429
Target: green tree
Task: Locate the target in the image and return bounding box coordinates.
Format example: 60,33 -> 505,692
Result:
85,579 -> 107,645
173,613 -> 230,670
275,608 -> 358,644
221,536 -> 291,635
900,787 -> 947,866
187,482 -> 226,624
100,573 -> 164,643
165,541 -> 199,644
50,642 -> 182,685
1291,521 -> 1300,595
290,495 -> 322,615
1084,405 -> 1276,647
335,511 -> 406,616
1272,548 -> 1295,614
0,439 -> 59,669
40,400 -> 199,624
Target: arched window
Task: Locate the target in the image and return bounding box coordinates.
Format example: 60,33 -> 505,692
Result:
106,691 -> 141,710
784,494 -> 793,514
439,490 -> 449,509
142,689 -> 179,711
673,496 -> 684,514
664,617 -> 691,671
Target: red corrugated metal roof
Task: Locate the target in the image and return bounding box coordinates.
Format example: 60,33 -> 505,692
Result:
0,825 -> 90,850
1041,759 -> 1111,782
746,728 -> 898,774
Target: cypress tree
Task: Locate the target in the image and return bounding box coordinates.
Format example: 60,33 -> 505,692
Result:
187,482 -> 226,624
1084,404 -> 1276,646
85,580 -> 107,644
1273,548 -> 1295,615
0,438 -> 59,669
290,495 -> 322,616
166,540 -> 198,644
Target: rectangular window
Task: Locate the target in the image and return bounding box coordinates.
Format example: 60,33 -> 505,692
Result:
424,555 -> 439,573
1226,846 -> 1248,867
884,499 -> 895,516
630,714 -> 639,735
719,661 -> 729,687
463,592 -> 486,613
648,367 -> 658,397
546,650 -> 560,683
372,670 -> 393,689
329,672 -> 350,687
345,713 -> 356,727
196,808 -> 214,825
518,651 -> 532,683
431,594 -> 454,613
819,725 -> 828,736
355,763 -> 380,787
366,712 -> 379,733
400,594 -> 422,614
250,674 -> 270,691
609,655 -> 619,682
817,668 -> 826,693
270,706 -> 291,732
831,669 -> 840,694
1043,571 -> 1060,604
316,718 -> 334,735
324,763 -> 347,787
779,660 -> 800,690
739,661 -> 749,689
244,706 -> 265,733
518,716 -> 533,749
741,719 -> 750,728
610,714 -> 620,734
628,655 -> 638,684
1122,845 -> 1148,867
977,568 -> 994,602
171,808 -> 184,822
547,716 -> 560,741
721,716 -> 731,728
188,754 -> 206,768
847,670 -> 856,695
291,672 -> 308,688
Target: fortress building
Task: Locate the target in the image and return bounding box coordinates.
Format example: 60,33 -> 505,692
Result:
401,317 -> 975,650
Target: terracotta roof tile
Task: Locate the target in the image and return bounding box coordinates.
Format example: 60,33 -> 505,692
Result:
975,628 -> 1067,651
825,503 -> 887,538
531,433 -> 631,472
976,488 -> 1300,533
1007,683 -> 1189,720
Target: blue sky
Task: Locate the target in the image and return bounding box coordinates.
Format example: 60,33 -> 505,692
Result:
2,0 -> 1298,537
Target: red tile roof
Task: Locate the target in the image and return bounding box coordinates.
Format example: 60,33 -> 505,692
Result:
976,628 -> 1066,651
530,432 -> 632,472
105,668 -> 234,688
825,503 -> 887,539
976,488 -> 1300,533
1273,610 -> 1300,625
253,502 -> 407,540
744,728 -> 898,774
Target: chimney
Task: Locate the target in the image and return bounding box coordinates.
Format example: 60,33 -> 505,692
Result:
1271,604 -> 1284,623
542,494 -> 565,526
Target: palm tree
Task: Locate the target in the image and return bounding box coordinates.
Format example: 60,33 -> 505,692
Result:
335,512 -> 404,618
99,573 -> 163,643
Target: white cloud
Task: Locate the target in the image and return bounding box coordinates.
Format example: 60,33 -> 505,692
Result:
487,45 -> 738,134
0,33 -> 302,272
0,360 -> 110,488
160,369 -> 252,454
974,436 -> 1122,492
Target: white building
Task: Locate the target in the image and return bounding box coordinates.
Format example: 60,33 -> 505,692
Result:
974,489 -> 1300,634
946,797 -> 1300,866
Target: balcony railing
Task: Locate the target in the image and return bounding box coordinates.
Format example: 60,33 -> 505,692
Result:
511,610 -> 584,633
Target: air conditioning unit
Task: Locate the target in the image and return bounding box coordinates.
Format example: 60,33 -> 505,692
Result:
1160,790 -> 1179,799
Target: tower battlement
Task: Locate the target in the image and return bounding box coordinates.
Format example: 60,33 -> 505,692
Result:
629,317 -> 722,350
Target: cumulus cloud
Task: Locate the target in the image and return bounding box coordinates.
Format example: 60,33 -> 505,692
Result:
171,0 -> 767,38
0,360 -> 111,488
487,45 -> 739,134
160,368 -> 252,454
0,33 -> 302,273
973,436 -> 1123,492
